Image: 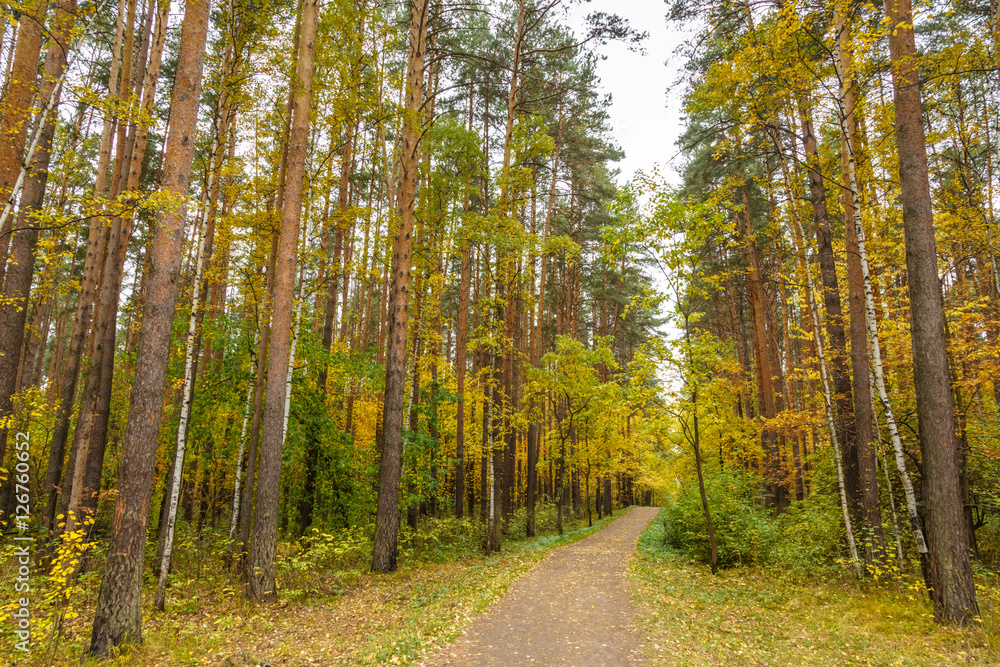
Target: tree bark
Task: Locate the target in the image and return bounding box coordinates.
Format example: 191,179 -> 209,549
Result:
372,0 -> 429,574
234,17 -> 299,568
0,0 -> 70,472
454,232 -> 471,519
155,158 -> 215,609
89,0 -> 211,653
246,0 -> 318,603
0,0 -> 48,283
691,382 -> 717,574
835,2 -> 885,569
62,0 -> 167,536
738,185 -> 783,507
791,212 -> 863,579
883,0 -> 978,624
798,97 -> 861,524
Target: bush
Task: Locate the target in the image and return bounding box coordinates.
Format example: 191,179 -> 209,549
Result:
662,463 -> 851,574
663,469 -> 777,567
771,491 -> 846,575
278,524 -> 372,598
505,502 -> 566,538
401,517 -> 482,563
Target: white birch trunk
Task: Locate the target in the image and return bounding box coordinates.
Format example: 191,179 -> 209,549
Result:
788,209 -> 863,577
870,369 -> 905,567
229,329 -> 258,542
488,387 -> 495,527
775,124 -> 861,576
281,313 -> 299,445
281,208 -> 312,445
835,56 -> 930,565
281,262 -> 305,445
154,157 -> 214,610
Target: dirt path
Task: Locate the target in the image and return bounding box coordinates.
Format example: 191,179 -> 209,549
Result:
425,507 -> 659,666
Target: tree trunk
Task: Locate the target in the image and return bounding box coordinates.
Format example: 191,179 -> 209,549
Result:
0,0 -> 48,283
229,353 -> 256,542
798,97 -> 861,525
793,212 -> 863,579
246,0 -> 318,603
89,0 -> 211,653
63,0 -> 167,536
155,160 -> 215,610
234,25 -> 297,570
372,0 -> 429,574
836,3 -> 885,569
19,259 -> 57,392
883,0 -> 978,623
454,233 -> 471,518
691,381 -> 717,574
738,186 -> 782,506
0,0 -> 76,474
486,369 -> 502,553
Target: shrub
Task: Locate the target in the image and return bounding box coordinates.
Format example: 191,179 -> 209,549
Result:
663,469 -> 778,567
771,492 -> 846,575
662,459 -> 851,574
278,524 -> 372,598
402,517 -> 482,563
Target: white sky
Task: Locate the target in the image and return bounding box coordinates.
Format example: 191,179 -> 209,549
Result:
565,1 -> 691,356
567,1 -> 690,186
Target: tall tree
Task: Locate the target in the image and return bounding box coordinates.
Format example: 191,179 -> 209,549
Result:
0,0 -> 49,469
0,0 -> 48,279
246,0 -> 319,602
883,0 -> 978,624
372,0 -> 429,573
834,1 -> 885,568
89,0 -> 212,652
0,0 -> 73,474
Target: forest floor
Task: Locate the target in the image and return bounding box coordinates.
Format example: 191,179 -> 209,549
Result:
630,508 -> 1000,666
1,508 -> 621,666
424,506 -> 658,665
9,507 -> 1000,665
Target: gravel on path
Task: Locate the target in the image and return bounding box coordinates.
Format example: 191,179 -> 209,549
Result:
424,506 -> 660,666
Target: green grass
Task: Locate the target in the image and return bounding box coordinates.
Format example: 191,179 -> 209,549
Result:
629,508 -> 1000,666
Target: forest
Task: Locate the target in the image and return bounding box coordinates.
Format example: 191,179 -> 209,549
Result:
0,0 -> 999,663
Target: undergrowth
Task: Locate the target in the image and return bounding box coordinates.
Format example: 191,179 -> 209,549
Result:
631,507 -> 1000,666
1,503 -> 616,665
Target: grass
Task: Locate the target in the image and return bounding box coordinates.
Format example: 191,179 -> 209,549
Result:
1,505 -> 617,666
629,508 -> 1000,666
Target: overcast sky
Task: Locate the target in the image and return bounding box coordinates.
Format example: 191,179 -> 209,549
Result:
567,1 -> 690,187
565,1 -> 691,347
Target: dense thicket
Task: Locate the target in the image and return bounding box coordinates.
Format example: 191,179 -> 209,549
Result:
3,0 -> 997,657
646,0 -> 1000,626
0,0 -> 663,655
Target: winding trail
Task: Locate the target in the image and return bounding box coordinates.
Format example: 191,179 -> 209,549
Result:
426,506 -> 659,666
